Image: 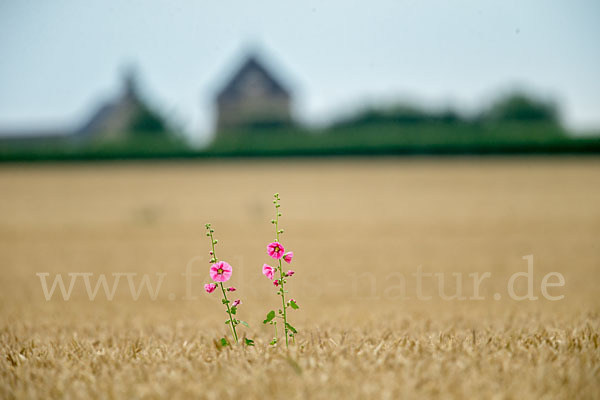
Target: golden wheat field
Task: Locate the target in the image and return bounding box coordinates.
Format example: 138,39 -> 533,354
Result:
0,158 -> 599,399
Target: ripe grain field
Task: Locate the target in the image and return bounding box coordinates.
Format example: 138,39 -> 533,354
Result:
0,158 -> 599,399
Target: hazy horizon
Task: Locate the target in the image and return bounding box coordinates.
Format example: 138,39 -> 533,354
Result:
1,0 -> 599,143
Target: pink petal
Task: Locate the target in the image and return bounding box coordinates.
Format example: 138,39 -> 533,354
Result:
211,261 -> 233,282
267,242 -> 285,259
222,270 -> 232,282
221,263 -> 232,273
283,252 -> 294,263
204,283 -> 216,293
209,265 -> 219,281
262,264 -> 274,280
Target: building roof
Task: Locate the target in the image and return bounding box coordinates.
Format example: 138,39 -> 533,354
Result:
216,55 -> 291,104
74,69 -> 145,139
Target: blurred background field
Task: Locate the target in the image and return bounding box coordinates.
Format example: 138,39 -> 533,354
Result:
1,158 -> 599,398
2,1 -> 600,398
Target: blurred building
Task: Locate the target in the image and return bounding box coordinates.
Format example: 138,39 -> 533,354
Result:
0,68 -> 170,147
214,54 -> 293,132
74,68 -> 169,142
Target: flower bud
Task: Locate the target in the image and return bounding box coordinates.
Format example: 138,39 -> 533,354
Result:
204,283 -> 217,293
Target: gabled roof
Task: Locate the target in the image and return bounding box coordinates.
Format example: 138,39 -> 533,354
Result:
216,55 -> 291,103
74,69 -> 144,137
75,100 -> 128,136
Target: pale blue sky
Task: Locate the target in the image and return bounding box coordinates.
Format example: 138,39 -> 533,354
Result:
0,0 -> 598,141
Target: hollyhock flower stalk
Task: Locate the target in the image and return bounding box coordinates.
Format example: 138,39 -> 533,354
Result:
262,193 -> 299,347
204,223 -> 254,346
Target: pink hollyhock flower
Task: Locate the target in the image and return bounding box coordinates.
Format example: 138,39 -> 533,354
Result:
285,270 -> 295,277
262,264 -> 275,280
283,252 -> 294,263
273,279 -> 280,287
267,242 -> 285,259
227,287 -> 236,292
204,283 -> 217,294
210,261 -> 232,282
232,299 -> 241,307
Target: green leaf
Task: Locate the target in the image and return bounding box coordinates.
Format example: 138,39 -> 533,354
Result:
270,338 -> 277,345
290,300 -> 299,310
285,322 -> 298,334
239,320 -> 249,328
220,337 -> 229,347
263,310 -> 276,324
244,338 -> 255,346
222,299 -> 229,304
230,306 -> 237,315
225,320 -> 230,324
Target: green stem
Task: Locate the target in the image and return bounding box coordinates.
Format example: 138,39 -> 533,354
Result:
274,195 -> 289,347
275,206 -> 280,242
207,225 -> 238,344
220,282 -> 238,343
278,259 -> 289,347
